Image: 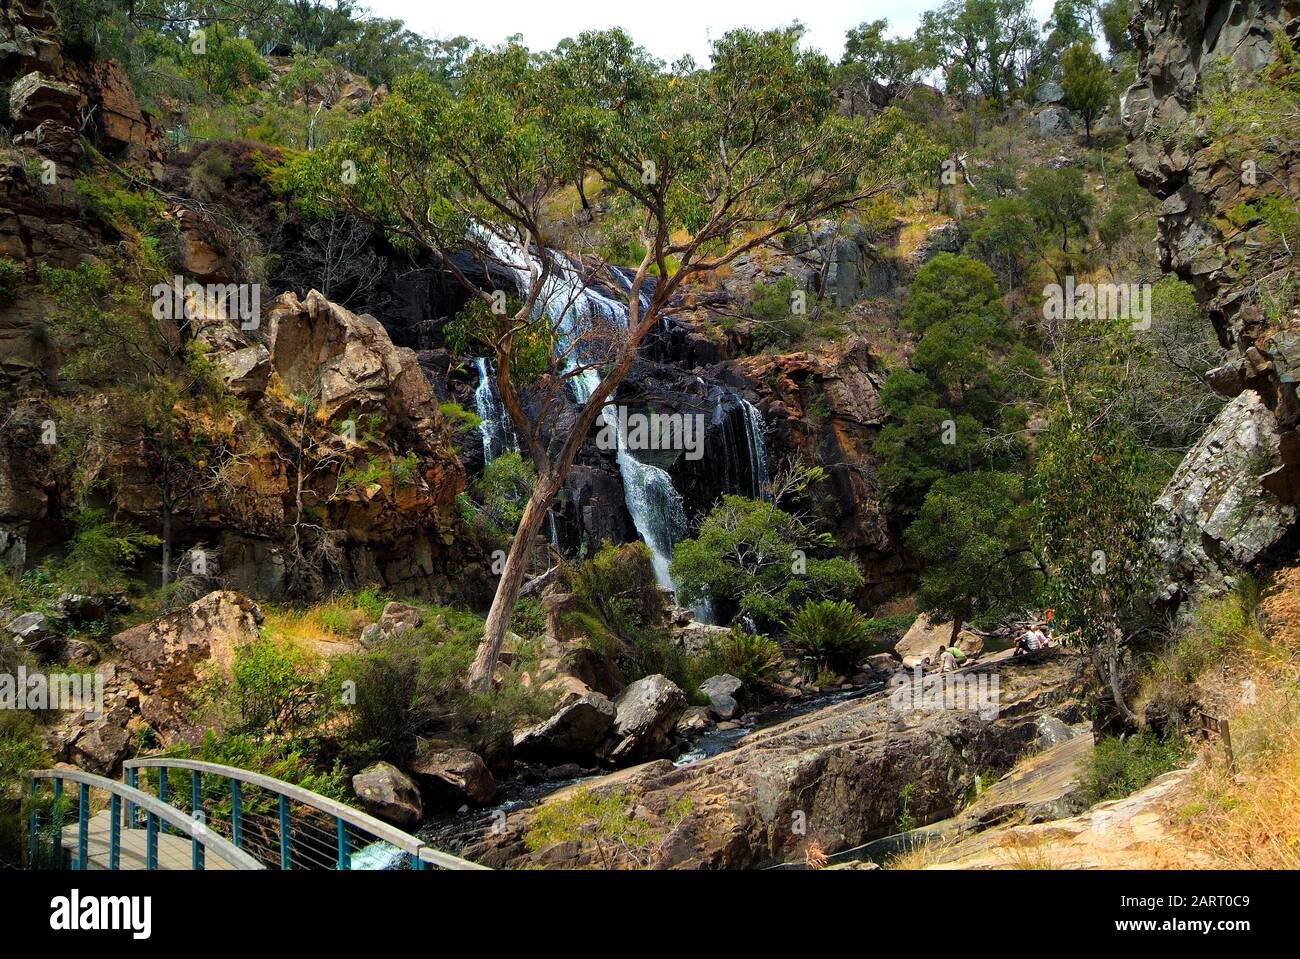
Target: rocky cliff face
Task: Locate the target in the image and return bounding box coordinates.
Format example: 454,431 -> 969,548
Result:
1125,0 -> 1300,592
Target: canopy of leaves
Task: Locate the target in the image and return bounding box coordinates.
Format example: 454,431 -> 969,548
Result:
669,495 -> 863,628
905,471 -> 1041,627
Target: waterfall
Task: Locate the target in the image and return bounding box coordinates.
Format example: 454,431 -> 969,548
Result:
739,398 -> 769,500
472,227 -> 688,589
473,356 -> 516,463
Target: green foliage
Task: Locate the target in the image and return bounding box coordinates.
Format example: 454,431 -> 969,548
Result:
701,628 -> 784,688
470,450 -> 537,540
748,277 -> 809,351
569,542 -> 665,640
1098,0 -> 1135,55
177,23 -> 270,99
50,508 -> 160,595
524,788 -> 659,864
330,605 -> 554,765
965,196 -> 1037,290
670,495 -> 863,629
1024,166 -> 1094,252
438,401 -> 482,431
73,174 -> 168,238
785,599 -> 872,674
1080,732 -> 1186,805
1061,39 -> 1110,142
0,713 -> 49,868
1033,417 -> 1162,653
201,635 -> 330,741
0,257 -> 24,305
876,254 -> 1035,514
905,471 -> 1041,629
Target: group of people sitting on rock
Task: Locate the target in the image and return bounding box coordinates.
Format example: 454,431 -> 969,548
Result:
1012,621 -> 1055,656
920,616 -> 1057,673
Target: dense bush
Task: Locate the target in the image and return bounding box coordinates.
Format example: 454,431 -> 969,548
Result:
701,629 -> 784,688
670,495 -> 864,629
785,599 -> 872,674
1079,731 -> 1186,805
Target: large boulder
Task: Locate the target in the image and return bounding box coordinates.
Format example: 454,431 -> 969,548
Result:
607,674 -> 688,762
555,646 -> 625,698
894,613 -> 978,667
699,674 -> 743,720
352,762 -> 422,828
110,590 -> 262,742
8,71 -> 82,131
408,746 -> 496,806
1154,390 -> 1297,600
6,610 -> 51,646
378,601 -> 423,636
513,692 -> 616,762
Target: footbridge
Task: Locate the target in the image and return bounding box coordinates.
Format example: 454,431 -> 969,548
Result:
25,757 -> 488,871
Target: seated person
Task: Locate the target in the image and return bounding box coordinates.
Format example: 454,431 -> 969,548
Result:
1013,625 -> 1048,655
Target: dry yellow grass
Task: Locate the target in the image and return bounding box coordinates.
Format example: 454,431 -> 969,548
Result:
1171,569 -> 1300,868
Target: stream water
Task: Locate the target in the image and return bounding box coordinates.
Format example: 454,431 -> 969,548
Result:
414,683 -> 879,857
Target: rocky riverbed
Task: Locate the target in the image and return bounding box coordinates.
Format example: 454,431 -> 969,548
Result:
465,650 -> 1086,868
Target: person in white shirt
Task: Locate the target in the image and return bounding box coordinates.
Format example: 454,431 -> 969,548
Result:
1014,625 -> 1047,655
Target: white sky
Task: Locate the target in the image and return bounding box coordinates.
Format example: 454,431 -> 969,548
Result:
362,0 -> 1060,65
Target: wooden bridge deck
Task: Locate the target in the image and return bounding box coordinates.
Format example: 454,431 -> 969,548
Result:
61,811 -> 239,871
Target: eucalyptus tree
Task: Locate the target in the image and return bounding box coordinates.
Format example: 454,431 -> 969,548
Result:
295,26 -> 933,689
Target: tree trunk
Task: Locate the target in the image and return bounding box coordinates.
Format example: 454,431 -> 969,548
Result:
466,476 -> 560,690
1106,628 -> 1138,726
160,501 -> 172,589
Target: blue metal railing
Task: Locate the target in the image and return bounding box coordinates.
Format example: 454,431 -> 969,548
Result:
26,769 -> 262,871
123,757 -> 488,871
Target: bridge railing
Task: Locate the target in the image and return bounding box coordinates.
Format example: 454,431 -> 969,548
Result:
123,757 -> 488,871
26,769 -> 264,871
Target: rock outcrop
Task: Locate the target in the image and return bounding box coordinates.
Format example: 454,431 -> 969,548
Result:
110,590 -> 263,743
1155,390 -> 1297,599
606,674 -> 688,762
408,746 -> 496,806
1124,0 -> 1300,507
513,692 -> 617,762
470,652 -> 1085,868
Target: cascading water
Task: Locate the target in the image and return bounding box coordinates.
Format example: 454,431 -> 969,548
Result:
473,356 -> 517,463
472,227 -> 688,589
469,226 -> 770,604
739,398 -> 769,500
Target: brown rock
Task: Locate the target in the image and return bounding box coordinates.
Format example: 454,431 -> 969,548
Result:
352,762 -> 422,828
408,747 -> 496,805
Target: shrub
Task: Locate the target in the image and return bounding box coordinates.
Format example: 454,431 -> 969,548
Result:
438,401 -> 482,430
786,599 -> 872,674
471,449 -> 536,539
670,495 -> 864,629
0,256 -> 23,305
200,636 -> 329,741
330,606 -> 555,766
702,628 -> 784,688
0,713 -> 49,868
50,508 -> 159,595
524,788 -> 659,866
568,542 -> 665,638
1079,731 -> 1186,805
